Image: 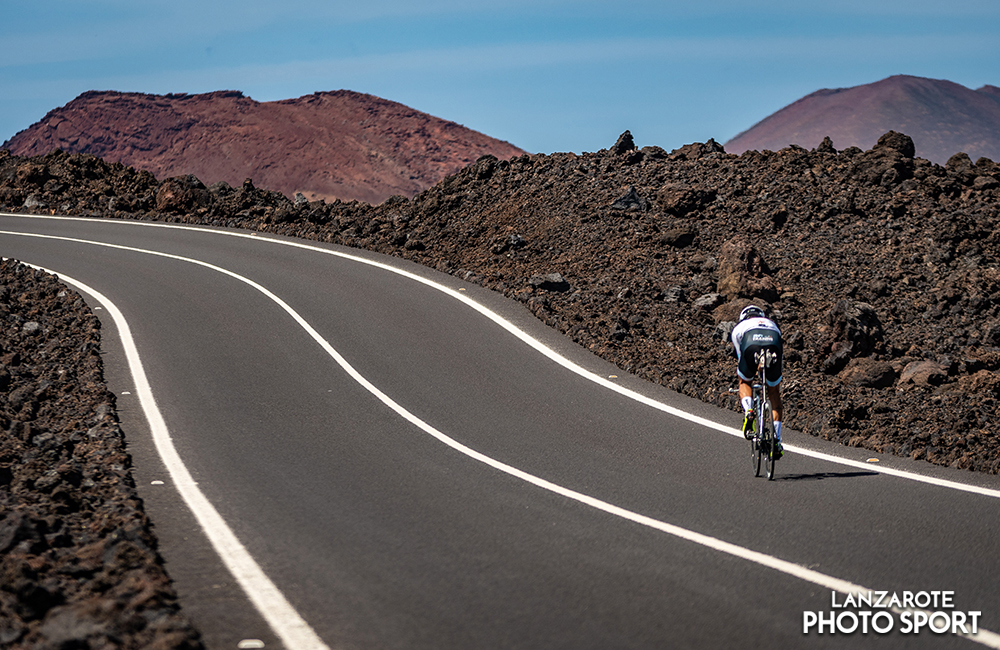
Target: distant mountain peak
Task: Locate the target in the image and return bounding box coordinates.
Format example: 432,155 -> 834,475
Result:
725,75 -> 1000,164
2,90 -> 525,204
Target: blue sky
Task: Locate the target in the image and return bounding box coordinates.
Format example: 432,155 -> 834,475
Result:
2,0 -> 998,154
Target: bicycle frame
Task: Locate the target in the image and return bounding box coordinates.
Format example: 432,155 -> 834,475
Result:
750,355 -> 777,480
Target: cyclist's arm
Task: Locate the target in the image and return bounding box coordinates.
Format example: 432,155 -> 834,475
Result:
730,325 -> 744,361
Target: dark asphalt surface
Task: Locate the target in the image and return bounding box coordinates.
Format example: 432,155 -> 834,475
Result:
3,213 -> 1000,650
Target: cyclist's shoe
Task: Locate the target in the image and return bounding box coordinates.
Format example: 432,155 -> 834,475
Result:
741,411 -> 754,439
772,440 -> 784,460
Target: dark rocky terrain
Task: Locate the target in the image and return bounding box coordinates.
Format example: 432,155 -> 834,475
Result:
0,259 -> 202,649
4,132 -> 1000,474
726,75 -> 1000,165
3,129 -> 1000,646
2,90 -> 525,205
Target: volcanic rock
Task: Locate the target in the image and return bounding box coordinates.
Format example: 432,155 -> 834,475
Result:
612,130 -> 637,154
658,229 -> 696,249
657,182 -> 715,216
838,358 -> 897,389
693,293 -> 724,310
900,360 -> 950,387
611,186 -> 649,211
817,300 -> 885,375
156,174 -> 211,213
0,259 -> 202,649
957,370 -> 1000,397
529,273 -> 572,293
875,131 -> 917,159
716,236 -> 779,302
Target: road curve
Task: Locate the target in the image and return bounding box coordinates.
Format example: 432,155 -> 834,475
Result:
2,213 -> 999,650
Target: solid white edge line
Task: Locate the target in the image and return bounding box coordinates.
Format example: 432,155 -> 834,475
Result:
23,263 -> 331,650
7,225 -> 1000,647
10,213 -> 997,500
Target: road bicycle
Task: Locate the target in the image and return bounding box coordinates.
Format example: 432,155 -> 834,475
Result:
748,352 -> 778,480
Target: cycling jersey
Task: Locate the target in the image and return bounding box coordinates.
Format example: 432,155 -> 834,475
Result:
731,317 -> 783,386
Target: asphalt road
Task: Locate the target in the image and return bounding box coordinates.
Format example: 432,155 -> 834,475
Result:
3,213 -> 1000,650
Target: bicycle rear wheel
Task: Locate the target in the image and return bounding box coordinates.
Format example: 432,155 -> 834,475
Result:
750,391 -> 763,477
763,401 -> 776,480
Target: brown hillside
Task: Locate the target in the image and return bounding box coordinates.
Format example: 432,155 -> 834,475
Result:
725,75 -> 1000,165
1,90 -> 525,204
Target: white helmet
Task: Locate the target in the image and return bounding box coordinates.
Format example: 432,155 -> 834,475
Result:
739,305 -> 766,322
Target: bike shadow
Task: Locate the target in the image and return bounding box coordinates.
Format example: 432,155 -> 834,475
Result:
775,470 -> 879,482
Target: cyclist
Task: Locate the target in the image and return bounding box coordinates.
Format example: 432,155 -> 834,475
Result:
731,305 -> 784,459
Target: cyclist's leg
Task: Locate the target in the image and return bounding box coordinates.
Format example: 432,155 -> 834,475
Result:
738,378 -> 753,408
766,384 -> 783,425
737,378 -> 755,438
766,384 -> 784,458
737,343 -> 759,438
764,343 -> 784,457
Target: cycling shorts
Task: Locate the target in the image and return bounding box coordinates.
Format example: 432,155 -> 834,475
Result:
737,328 -> 783,387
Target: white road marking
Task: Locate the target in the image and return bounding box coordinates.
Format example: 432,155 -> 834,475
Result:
6,222 -> 999,647
238,641 -> 266,649
23,262 -> 331,650
10,213 -> 998,500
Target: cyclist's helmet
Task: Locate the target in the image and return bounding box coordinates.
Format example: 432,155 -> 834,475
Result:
739,305 -> 766,322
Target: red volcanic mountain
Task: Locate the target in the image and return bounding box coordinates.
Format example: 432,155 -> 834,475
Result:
725,75 -> 1000,164
2,90 -> 525,204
